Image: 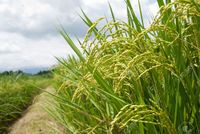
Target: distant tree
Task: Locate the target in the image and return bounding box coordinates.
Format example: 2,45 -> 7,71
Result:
36,70 -> 52,78
1,71 -> 13,75
0,70 -> 24,76
15,70 -> 23,75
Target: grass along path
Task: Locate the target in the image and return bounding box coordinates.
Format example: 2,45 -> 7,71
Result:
9,87 -> 65,134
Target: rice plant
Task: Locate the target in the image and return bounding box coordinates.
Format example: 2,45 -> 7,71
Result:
52,0 -> 200,133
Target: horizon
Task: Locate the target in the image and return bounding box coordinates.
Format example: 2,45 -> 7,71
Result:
0,67 -> 50,74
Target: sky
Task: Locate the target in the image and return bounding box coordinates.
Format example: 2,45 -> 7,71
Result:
0,0 -> 159,73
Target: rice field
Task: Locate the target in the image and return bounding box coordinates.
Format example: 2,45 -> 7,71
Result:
0,71 -> 53,133
49,0 -> 200,133
0,0 -> 199,134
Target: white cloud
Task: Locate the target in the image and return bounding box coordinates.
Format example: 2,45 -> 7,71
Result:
0,43 -> 21,53
0,0 -> 82,38
81,0 -> 158,26
0,0 -> 158,73
149,2 -> 160,17
0,31 -> 75,70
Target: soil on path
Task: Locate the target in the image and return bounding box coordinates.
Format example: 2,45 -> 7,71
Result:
9,87 -> 66,134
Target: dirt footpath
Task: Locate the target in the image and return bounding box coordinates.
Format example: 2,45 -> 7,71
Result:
9,87 -> 66,134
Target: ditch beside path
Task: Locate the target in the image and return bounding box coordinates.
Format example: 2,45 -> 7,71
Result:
9,87 -> 66,134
